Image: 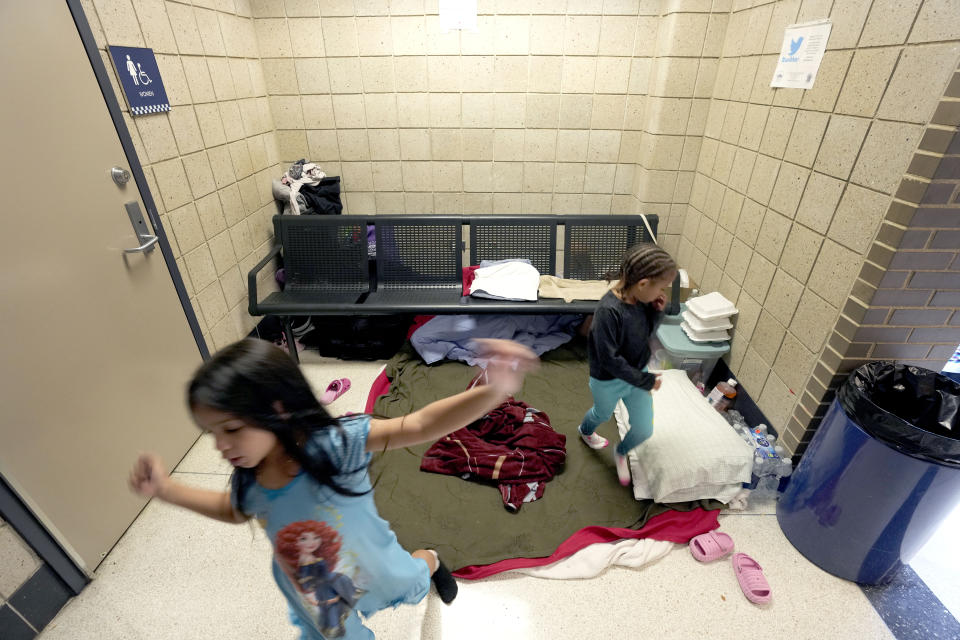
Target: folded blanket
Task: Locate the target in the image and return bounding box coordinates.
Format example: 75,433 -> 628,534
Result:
539,275 -> 615,302
470,261 -> 540,301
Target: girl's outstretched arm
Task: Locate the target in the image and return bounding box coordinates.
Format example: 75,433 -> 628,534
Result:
366,339 -> 539,452
129,454 -> 248,524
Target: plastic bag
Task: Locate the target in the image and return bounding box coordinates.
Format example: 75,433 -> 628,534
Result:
838,362 -> 960,467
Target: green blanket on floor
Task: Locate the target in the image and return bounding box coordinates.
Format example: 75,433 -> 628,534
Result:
371,340 -> 721,571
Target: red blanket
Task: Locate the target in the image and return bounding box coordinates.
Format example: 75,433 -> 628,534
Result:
453,508 -> 720,579
420,398 -> 566,511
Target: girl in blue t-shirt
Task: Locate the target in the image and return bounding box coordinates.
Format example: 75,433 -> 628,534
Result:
129,337 -> 537,640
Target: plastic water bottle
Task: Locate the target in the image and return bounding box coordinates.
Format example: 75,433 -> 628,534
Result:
752,476 -> 780,499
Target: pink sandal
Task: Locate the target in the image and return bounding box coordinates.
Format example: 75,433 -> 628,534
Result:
732,553 -> 771,605
688,531 -> 734,562
320,378 -> 351,405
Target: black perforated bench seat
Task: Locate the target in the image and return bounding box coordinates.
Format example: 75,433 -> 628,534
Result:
248,214 -> 659,317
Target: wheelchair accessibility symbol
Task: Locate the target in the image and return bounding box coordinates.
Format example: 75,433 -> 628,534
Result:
125,54 -> 152,86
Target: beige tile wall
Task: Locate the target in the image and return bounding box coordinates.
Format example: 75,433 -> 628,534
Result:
680,0 -> 960,452
784,73 -> 960,457
633,2 -> 726,257
81,0 -> 282,351
78,0 -> 959,455
253,0 -> 661,223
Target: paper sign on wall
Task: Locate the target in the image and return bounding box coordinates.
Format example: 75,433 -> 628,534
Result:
770,20 -> 832,90
107,46 -> 170,116
439,0 -> 477,31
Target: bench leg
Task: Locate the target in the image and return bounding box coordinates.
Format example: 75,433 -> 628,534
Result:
282,316 -> 299,364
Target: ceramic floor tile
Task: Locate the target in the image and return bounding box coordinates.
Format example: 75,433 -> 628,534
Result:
910,500 -> 960,620
39,355 -> 896,640
861,564 -> 960,640
174,431 -> 233,474
298,355 -> 387,417
39,509 -> 894,640
40,472 -> 292,640
730,493 -> 778,515
401,513 -> 893,640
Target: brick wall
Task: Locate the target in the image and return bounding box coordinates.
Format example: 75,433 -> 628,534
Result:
854,125 -> 960,366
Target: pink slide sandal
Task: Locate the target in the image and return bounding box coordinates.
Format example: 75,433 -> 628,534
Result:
320,378 -> 351,405
732,553 -> 772,605
688,531 -> 734,562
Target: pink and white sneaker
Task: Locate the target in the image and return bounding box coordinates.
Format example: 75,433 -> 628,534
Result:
614,452 -> 631,486
578,426 -> 609,450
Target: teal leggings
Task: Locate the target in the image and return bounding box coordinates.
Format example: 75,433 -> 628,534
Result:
580,376 -> 654,456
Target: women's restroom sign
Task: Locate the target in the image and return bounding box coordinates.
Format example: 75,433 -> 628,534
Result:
770,20 -> 832,90
107,46 -> 169,116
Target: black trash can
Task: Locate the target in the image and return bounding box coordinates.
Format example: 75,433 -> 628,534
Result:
777,362 -> 960,585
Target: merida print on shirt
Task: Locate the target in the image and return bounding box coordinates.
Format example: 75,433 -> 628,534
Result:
273,518 -> 367,638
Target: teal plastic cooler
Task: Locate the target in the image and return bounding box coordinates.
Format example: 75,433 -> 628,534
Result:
653,320 -> 730,386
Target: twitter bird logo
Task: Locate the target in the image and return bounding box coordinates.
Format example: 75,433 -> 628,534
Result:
789,36 -> 803,55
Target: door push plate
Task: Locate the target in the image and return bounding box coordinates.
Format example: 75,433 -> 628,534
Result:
124,201 -> 158,254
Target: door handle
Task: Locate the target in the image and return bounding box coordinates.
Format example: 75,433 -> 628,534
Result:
124,235 -> 159,253
123,201 -> 158,254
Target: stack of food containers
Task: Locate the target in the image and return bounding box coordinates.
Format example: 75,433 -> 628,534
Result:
681,292 -> 738,343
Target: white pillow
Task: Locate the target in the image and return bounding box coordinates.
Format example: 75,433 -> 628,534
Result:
614,369 -> 754,503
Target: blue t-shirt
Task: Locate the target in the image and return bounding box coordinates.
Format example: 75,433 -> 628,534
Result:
232,416 -> 430,640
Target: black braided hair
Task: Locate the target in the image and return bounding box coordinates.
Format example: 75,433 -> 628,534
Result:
187,338 -> 369,501
604,242 -> 677,289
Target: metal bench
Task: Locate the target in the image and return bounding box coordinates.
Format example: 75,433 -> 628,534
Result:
248,214 -> 658,360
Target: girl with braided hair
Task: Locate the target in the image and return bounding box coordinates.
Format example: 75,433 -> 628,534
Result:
577,243 -> 678,486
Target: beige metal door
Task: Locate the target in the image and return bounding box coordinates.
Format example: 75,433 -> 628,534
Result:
0,2 -> 201,571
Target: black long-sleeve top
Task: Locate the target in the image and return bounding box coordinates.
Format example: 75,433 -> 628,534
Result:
588,290 -> 662,391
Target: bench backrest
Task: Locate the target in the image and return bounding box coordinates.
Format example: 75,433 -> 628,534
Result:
272,214 -> 658,290
469,217 -> 557,275
375,217 -> 462,289
563,215 -> 655,280
274,216 -> 369,293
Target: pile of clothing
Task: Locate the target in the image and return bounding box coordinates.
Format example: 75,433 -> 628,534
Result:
271,159 -> 342,215
410,314 -> 582,366
420,370 -> 566,511
461,258 -> 615,303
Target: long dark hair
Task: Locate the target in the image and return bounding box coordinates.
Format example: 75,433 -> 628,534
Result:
604,242 -> 677,290
188,338 -> 368,501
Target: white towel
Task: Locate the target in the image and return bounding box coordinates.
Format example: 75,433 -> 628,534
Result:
511,538 -> 674,579
470,261 -> 540,301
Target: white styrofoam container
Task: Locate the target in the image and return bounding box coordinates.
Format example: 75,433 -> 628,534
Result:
681,321 -> 731,343
686,291 -> 738,321
682,309 -> 733,331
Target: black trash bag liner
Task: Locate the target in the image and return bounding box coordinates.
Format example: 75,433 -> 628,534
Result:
299,177 -> 342,215
838,361 -> 960,467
